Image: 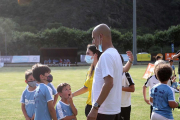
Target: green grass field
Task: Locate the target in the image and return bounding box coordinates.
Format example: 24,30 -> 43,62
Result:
0,65 -> 180,120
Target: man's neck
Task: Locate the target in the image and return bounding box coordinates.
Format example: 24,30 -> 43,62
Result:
102,42 -> 114,52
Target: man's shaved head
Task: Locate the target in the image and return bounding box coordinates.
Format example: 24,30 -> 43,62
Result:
92,24 -> 113,51
93,24 -> 111,39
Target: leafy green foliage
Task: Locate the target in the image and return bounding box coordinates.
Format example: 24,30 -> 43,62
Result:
0,18 -> 180,56
0,0 -> 180,33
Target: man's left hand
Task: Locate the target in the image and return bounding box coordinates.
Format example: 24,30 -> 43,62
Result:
87,108 -> 98,120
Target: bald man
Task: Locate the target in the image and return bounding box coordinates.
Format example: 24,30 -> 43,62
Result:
87,24 -> 123,120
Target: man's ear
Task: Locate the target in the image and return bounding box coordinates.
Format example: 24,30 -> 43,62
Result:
25,80 -> 27,83
99,34 -> 103,39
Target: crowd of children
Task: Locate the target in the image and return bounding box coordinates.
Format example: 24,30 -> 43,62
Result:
20,58 -> 180,120
20,64 -> 78,120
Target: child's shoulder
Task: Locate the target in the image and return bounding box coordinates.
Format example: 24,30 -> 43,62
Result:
21,88 -> 36,96
39,83 -> 52,91
147,75 -> 157,81
22,88 -> 28,94
39,83 -> 48,87
163,84 -> 174,92
123,72 -> 133,80
155,84 -> 172,91
153,83 -> 161,87
147,75 -> 153,80
56,100 -> 61,106
56,100 -> 66,108
124,72 -> 131,77
47,82 -> 54,87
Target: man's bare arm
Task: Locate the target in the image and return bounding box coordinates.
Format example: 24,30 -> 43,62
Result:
96,75 -> 113,106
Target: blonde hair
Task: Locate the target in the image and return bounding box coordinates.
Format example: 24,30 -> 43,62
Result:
154,60 -> 166,73
154,60 -> 166,67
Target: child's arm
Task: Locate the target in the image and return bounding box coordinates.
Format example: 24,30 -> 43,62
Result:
48,100 -> 57,120
173,69 -> 175,76
168,87 -> 179,108
123,51 -> 134,72
53,94 -> 58,107
21,103 -> 31,120
68,95 -> 77,116
72,87 -> 88,97
122,85 -> 135,92
168,101 -> 179,108
150,97 -> 153,103
171,76 -> 176,82
31,114 -> 35,120
143,85 -> 150,105
61,115 -> 76,120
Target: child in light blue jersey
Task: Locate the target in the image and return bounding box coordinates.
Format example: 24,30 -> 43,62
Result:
150,64 -> 180,120
56,83 -> 77,120
20,69 -> 36,120
32,64 -> 57,120
47,74 -> 58,107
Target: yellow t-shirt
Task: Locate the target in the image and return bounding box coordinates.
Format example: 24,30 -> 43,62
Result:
84,69 -> 94,105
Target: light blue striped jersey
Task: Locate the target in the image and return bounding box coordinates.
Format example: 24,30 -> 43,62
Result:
34,83 -> 53,120
56,101 -> 74,120
47,82 -> 58,95
20,88 -> 36,118
150,83 -> 175,119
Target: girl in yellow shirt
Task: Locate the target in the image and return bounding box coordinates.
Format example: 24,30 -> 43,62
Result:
73,44 -> 102,116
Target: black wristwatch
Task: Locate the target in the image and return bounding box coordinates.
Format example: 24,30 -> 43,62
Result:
93,102 -> 100,110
